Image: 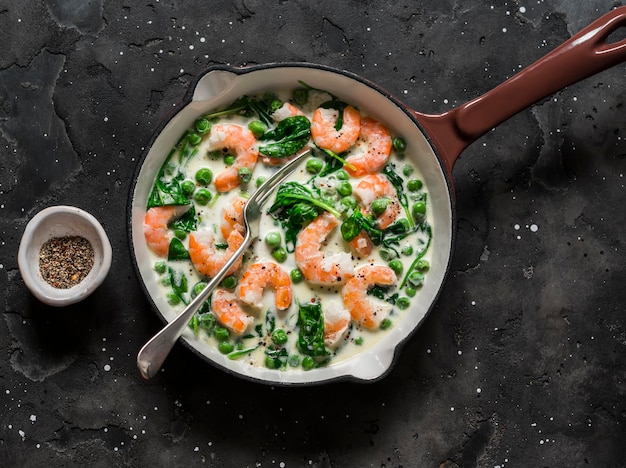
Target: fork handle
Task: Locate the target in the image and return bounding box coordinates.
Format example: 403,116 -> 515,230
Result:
136,231 -> 254,379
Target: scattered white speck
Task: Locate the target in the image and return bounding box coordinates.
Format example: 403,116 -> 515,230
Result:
104,364 -> 111,372
520,6 -> 526,13
530,224 -> 538,232
19,430 -> 25,440
29,415 -> 36,423
450,407 -> 455,411
477,388 -> 482,394
502,28 -> 507,33
104,116 -> 109,122
194,446 -> 199,452
514,224 -> 521,230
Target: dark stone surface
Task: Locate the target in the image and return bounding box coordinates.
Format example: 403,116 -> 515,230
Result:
1,1 -> 625,466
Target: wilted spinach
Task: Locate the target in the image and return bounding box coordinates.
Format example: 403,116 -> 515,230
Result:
297,301 -> 329,358
258,116 -> 311,158
268,181 -> 341,251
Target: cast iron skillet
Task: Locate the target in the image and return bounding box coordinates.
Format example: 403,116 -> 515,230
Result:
129,8 -> 626,385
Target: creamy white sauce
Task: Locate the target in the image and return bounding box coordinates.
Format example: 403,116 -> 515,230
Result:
145,88 -> 434,371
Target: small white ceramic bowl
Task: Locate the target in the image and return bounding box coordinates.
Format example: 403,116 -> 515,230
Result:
18,206 -> 113,307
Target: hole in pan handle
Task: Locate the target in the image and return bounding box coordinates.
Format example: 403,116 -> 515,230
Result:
412,6 -> 626,178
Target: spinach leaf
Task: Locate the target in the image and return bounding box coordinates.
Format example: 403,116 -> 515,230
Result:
258,116 -> 311,158
168,267 -> 189,305
268,181 -> 341,251
167,238 -> 189,261
228,346 -> 259,360
171,205 -> 197,233
297,301 -> 329,357
203,95 -> 274,127
147,151 -> 191,208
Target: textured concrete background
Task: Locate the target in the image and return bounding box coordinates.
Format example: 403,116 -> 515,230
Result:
1,1 -> 625,466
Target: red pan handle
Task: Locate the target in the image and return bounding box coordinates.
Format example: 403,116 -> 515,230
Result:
413,6 -> 626,178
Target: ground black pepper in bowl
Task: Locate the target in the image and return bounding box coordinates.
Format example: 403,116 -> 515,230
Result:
39,236 -> 95,289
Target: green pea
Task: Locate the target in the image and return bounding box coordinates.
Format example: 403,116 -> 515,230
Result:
354,337 -> 364,345
306,157 -> 324,174
256,176 -> 266,187
222,275 -> 237,289
198,313 -> 216,332
218,341 -> 234,354
154,261 -> 167,274
371,197 -> 390,216
271,328 -> 288,346
174,229 -> 186,240
224,154 -> 236,165
340,217 -> 361,242
248,120 -> 266,138
380,318 -> 393,329
337,181 -> 352,197
265,231 -> 282,249
302,356 -> 315,370
401,245 -> 414,256
160,276 -> 171,287
293,88 -> 309,105
335,169 -> 350,180
392,218 -> 410,234
181,179 -> 196,196
265,356 -> 278,369
270,99 -> 284,113
380,249 -> 396,261
191,281 -> 207,298
195,168 -> 213,185
340,195 -> 358,211
166,292 -> 180,306
195,118 -> 211,134
407,179 -> 423,192
388,259 -> 403,275
272,247 -> 288,263
412,201 -> 427,219
238,167 -> 252,184
392,137 -> 407,153
396,297 -> 411,310
416,259 -> 430,271
408,271 -> 425,287
402,165 -> 414,177
288,355 -> 300,367
290,268 -> 303,283
213,327 -> 230,342
194,188 -> 212,205
187,132 -> 202,146
405,286 -> 417,297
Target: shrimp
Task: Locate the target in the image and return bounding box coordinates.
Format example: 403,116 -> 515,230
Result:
143,206 -> 181,257
344,117 -> 392,177
272,102 -> 304,121
323,300 -> 351,348
210,124 -> 259,193
188,229 -> 244,278
349,174 -> 401,257
212,288 -> 254,335
342,264 -> 397,329
237,261 -> 292,310
220,196 -> 246,240
353,174 -> 401,229
311,105 -> 361,154
295,211 -> 354,285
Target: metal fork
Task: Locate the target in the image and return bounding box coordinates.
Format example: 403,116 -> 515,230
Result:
136,147 -> 311,379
